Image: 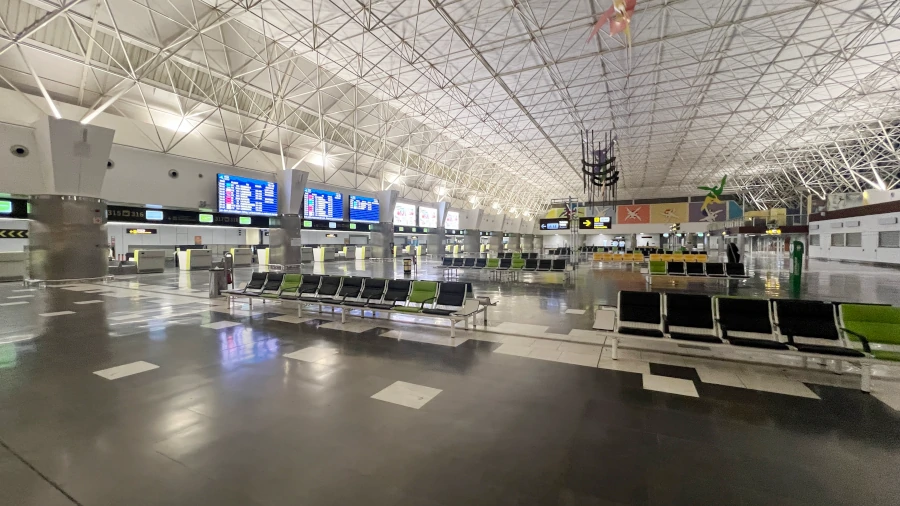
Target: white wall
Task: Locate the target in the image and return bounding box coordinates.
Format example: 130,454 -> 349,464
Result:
480,212 -> 504,232
0,219 -> 29,252
808,210 -> 900,265
108,224 -> 250,252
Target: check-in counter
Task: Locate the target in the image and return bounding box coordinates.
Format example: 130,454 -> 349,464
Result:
445,245 -> 452,253
230,248 -> 252,266
415,245 -> 425,257
313,247 -> 335,262
257,248 -> 269,266
480,244 -> 486,253
392,246 -> 398,257
453,245 -> 460,255
177,249 -> 211,271
342,247 -> 356,260
355,246 -> 367,260
134,250 -> 166,273
301,247 -> 314,263
0,252 -> 26,281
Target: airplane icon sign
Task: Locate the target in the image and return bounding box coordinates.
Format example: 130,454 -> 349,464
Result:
700,209 -> 722,222
625,209 -> 641,221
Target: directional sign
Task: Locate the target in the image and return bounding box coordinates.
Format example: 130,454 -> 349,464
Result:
0,229 -> 28,239
578,216 -> 611,230
539,218 -> 569,230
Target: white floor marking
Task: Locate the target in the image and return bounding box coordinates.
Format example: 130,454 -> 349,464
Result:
73,300 -> 105,305
11,289 -> 36,292
493,322 -> 550,337
873,391 -> 900,412
564,309 -> 586,315
284,346 -> 339,363
318,321 -> 378,333
93,361 -> 159,380
597,357 -> 652,375
0,301 -> 29,306
642,374 -> 699,397
0,334 -> 37,344
201,321 -> 241,330
371,381 -> 442,409
380,330 -> 469,347
528,348 -> 562,361
7,295 -> 35,299
268,315 -> 315,324
695,367 -> 746,388
737,373 -> 820,399
39,311 -> 76,317
556,352 -> 601,367
493,344 -> 533,357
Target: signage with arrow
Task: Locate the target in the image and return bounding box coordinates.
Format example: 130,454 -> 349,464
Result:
0,229 -> 28,239
578,216 -> 611,230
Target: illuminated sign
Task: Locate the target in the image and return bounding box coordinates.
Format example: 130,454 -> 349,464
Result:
127,228 -> 157,235
199,214 -> 214,223
239,216 -> 252,225
0,201 -> 11,214
539,218 -> 569,230
578,216 -> 611,230
145,210 -> 164,221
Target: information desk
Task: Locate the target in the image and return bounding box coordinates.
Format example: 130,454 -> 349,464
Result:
134,250 -> 166,273
355,246 -> 367,260
0,251 -> 26,281
230,248 -> 252,266
177,249 -> 211,271
313,247 -> 335,262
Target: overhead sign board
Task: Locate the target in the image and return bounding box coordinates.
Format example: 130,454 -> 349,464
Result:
578,216 -> 611,230
539,218 -> 569,231
127,228 -> 157,234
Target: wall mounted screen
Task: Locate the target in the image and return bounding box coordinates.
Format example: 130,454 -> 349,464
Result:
303,188 -> 343,221
418,207 -> 438,228
444,211 -> 460,230
349,195 -> 380,223
217,174 -> 278,216
394,203 -> 417,227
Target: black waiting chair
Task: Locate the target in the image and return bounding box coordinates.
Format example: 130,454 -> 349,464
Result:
498,258 -> 512,270
441,257 -> 453,267
524,259 -> 539,270
422,282 -> 468,316
714,297 -> 787,349
368,279 -> 412,310
686,262 -> 705,276
224,272 -> 266,295
551,259 -> 567,272
666,262 -> 686,276
463,258 -> 476,268
536,259 -> 552,271
343,278 -> 386,307
664,293 -> 721,343
474,258 -> 487,269
336,277 -> 364,301
310,276 -> 343,302
295,275 -> 323,301
452,258 -> 465,267
705,263 -> 726,277
616,291 -> 664,337
773,299 -> 864,357
725,263 -> 749,278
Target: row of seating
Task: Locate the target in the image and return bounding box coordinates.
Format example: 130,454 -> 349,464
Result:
648,253 -> 709,263
613,291 -> 900,390
580,247 -> 710,255
496,252 -> 539,259
440,257 -> 568,272
592,253 -> 644,263
649,261 -> 748,278
224,273 -> 480,336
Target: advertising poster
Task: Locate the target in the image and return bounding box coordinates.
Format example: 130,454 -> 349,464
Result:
418,207 -> 438,228
394,203 -> 417,226
650,202 -> 688,223
689,202 -> 726,222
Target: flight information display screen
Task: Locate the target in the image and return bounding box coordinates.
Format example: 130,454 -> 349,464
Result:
304,188 -> 343,221
349,195 -> 380,223
444,211 -> 460,230
217,174 -> 278,216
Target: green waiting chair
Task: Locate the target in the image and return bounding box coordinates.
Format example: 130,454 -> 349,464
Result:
840,304 -> 900,361
395,281 -> 439,313
486,258 -> 501,270
266,273 -> 301,299
649,261 -> 667,275
512,252 -> 522,259
511,258 -> 526,270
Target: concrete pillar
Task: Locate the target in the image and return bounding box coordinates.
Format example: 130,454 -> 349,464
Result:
489,234 -> 502,254
521,234 -> 533,252
507,233 -> 520,252
269,169 -> 308,265
428,202 -> 450,256
371,190 -> 398,258
463,231 -> 480,254
533,235 -> 544,254
28,116 -> 115,281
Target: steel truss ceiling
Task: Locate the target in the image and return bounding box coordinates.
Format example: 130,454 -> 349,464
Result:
1,0 -> 900,211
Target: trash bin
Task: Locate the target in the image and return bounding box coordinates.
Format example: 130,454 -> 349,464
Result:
209,268 -> 227,298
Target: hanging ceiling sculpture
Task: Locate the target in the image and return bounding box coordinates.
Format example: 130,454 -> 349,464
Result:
582,131 -> 620,206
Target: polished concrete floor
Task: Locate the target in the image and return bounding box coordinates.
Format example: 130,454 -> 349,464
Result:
1,256 -> 899,506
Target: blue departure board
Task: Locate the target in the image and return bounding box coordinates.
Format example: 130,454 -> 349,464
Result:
217,174 -> 278,216
349,195 -> 379,223
304,188 -> 343,221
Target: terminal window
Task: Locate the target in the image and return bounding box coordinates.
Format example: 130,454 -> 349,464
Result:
879,231 -> 900,248
830,233 -> 845,247
845,232 -> 862,248
809,234 -> 820,246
